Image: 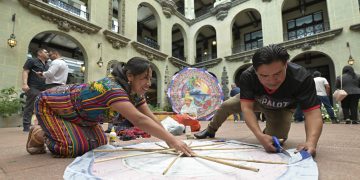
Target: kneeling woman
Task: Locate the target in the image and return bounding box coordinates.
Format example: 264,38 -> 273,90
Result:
26,57 -> 192,157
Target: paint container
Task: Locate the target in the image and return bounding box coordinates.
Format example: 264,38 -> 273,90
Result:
185,126 -> 193,139
109,127 -> 117,145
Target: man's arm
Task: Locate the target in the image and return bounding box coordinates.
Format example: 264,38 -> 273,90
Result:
42,61 -> 60,79
241,100 -> 276,152
22,69 -> 30,92
324,84 -> 330,96
299,108 -> 323,156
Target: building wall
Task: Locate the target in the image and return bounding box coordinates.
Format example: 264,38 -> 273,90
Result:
0,0 -> 359,107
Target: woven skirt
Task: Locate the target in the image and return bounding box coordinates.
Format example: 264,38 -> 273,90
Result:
34,94 -> 107,158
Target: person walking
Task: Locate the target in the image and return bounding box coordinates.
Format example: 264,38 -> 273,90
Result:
313,71 -> 338,124
335,66 -> 360,124
21,48 -> 49,132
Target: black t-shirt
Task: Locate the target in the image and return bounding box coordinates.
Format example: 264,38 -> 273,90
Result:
239,62 -> 320,112
23,58 -> 49,90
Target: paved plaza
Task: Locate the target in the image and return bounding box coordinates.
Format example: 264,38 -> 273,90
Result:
0,121 -> 359,180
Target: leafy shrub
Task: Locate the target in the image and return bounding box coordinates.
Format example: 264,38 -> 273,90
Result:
0,87 -> 22,118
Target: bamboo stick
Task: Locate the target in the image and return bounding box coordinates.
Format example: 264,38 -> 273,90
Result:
192,147 -> 258,151
94,142 -> 226,153
162,142 -> 192,175
94,148 -> 176,163
192,153 -> 259,172
204,156 -> 287,164
162,152 -> 184,175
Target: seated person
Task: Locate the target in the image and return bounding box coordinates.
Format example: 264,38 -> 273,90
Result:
174,95 -> 200,132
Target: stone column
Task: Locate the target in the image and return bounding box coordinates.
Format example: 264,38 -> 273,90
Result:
184,0 -> 195,20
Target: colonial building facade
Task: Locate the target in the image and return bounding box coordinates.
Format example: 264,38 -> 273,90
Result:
1,0 -> 359,107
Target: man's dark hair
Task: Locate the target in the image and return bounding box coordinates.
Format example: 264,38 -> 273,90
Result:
313,71 -> 321,77
251,44 -> 289,70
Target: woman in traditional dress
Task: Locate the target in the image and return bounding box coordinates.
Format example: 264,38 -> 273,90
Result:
26,57 -> 192,157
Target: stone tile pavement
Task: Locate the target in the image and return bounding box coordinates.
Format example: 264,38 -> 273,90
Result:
0,121 -> 359,179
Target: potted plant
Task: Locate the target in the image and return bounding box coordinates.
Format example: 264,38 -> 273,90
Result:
0,87 -> 22,127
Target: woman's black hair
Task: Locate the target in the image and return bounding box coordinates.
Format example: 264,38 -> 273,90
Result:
111,57 -> 151,94
342,65 -> 356,79
252,44 -> 290,70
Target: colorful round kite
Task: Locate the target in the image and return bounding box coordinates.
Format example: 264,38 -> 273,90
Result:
167,67 -> 224,120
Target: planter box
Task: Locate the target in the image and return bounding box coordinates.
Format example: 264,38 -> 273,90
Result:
153,111 -> 176,121
0,114 -> 22,128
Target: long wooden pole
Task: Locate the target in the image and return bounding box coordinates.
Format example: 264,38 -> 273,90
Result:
94,148 -> 176,163
205,156 -> 287,164
192,153 -> 259,172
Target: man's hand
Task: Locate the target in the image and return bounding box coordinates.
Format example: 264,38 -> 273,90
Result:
257,134 -> 277,153
22,84 -> 30,92
35,71 -> 44,78
296,142 -> 317,157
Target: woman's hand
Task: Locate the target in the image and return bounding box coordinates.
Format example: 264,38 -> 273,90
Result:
166,138 -> 193,156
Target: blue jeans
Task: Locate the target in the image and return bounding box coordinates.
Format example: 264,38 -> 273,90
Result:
318,96 -> 336,119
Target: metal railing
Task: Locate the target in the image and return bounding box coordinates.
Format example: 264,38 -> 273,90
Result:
283,21 -> 330,41
138,37 -> 160,50
195,53 -> 217,63
47,0 -> 89,20
232,43 -> 263,54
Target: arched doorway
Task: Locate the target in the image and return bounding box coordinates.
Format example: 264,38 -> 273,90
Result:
137,3 -> 160,50
195,25 -> 217,63
291,51 -> 336,103
234,63 -> 252,87
172,24 -> 187,61
29,31 -> 86,84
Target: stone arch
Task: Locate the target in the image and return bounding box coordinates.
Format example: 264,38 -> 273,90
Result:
291,51 -> 336,100
172,23 -> 188,62
233,63 -> 252,87
230,8 -> 263,54
147,61 -> 162,107
106,60 -> 121,76
28,30 -> 88,83
194,25 -> 217,63
137,2 -> 162,50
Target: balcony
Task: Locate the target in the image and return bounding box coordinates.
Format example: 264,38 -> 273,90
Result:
196,53 -> 217,63
46,0 -> 89,20
138,37 -> 160,50
284,21 -> 330,41
232,42 -> 263,54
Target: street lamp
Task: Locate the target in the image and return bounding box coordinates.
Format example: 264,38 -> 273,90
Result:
7,14 -> 17,48
97,43 -> 104,67
347,42 -> 355,65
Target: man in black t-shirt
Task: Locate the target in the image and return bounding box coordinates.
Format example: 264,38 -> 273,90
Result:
21,48 -> 49,132
196,44 -> 322,156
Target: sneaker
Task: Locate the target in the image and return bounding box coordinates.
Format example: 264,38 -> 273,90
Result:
352,120 -> 358,124
194,128 -> 215,139
345,119 -> 351,124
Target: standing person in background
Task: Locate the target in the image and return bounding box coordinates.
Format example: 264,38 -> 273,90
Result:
230,83 -> 241,122
335,66 -> 360,124
313,71 -> 338,124
21,48 -> 49,132
36,49 -> 69,89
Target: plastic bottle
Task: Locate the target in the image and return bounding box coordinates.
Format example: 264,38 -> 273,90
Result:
185,126 -> 193,139
109,127 -> 117,144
